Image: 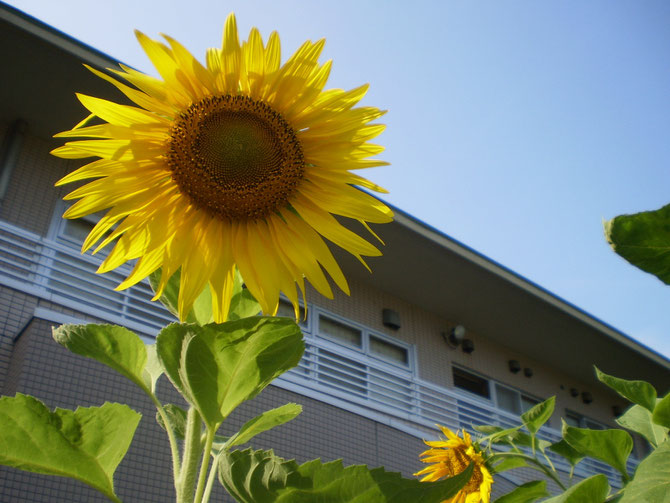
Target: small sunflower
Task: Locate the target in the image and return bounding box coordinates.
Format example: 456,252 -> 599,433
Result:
52,13 -> 392,322
415,426 -> 493,503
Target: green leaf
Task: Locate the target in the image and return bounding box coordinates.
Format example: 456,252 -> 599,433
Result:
156,404 -> 187,440
548,439 -> 585,468
521,396 -> 555,435
604,203 -> 670,285
617,404 -> 668,448
156,317 -> 303,428
52,324 -> 151,395
653,393 -> 670,429
494,480 -> 548,503
595,367 -> 657,412
228,269 -> 261,321
563,421 -> 633,479
490,456 -> 528,474
619,440 -> 670,503
218,448 -> 474,503
226,404 -> 302,448
0,394 -> 140,503
148,269 -> 213,324
543,474 -> 609,503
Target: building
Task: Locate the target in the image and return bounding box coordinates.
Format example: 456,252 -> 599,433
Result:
1,3 -> 668,501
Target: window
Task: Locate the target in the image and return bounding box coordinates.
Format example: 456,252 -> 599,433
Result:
565,411 -> 606,430
370,335 -> 409,365
453,367 -> 490,399
41,203 -> 174,332
495,383 -> 542,417
319,314 -> 362,347
276,298 -> 308,330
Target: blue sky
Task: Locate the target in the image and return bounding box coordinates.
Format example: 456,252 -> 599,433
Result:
7,0 -> 670,357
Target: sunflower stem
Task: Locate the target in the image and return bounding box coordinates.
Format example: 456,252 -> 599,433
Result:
490,452 -> 567,491
151,396 -> 182,494
193,427 -> 216,503
201,453 -> 220,503
178,407 -> 204,503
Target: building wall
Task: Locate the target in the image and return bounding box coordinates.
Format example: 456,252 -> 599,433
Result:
0,126 -> 635,501
310,278 -> 627,430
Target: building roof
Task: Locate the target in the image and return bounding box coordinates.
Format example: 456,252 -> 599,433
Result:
2,1 -> 668,391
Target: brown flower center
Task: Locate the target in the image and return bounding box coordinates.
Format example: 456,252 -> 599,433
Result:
166,95 -> 304,220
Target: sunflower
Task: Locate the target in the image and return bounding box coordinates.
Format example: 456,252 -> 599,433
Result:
415,426 -> 493,503
52,13 -> 392,322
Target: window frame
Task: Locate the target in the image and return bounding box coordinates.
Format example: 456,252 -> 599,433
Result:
311,305 -> 415,374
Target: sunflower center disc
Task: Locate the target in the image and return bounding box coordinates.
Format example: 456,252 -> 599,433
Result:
167,95 -> 304,220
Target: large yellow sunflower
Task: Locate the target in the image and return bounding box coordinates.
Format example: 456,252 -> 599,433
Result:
52,13 -> 392,322
415,426 -> 493,503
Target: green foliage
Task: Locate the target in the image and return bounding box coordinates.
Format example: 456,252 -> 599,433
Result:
52,324 -> 153,396
543,475 -> 610,503
493,480 -> 548,503
619,440 -> 670,503
0,394 -> 140,503
604,203 -> 670,284
521,397 -> 555,435
218,448 -> 474,503
547,439 -> 584,468
143,343 -> 163,394
490,456 -> 527,474
148,268 -> 214,324
224,404 -> 302,448
156,404 -> 188,440
595,367 -> 657,412
227,269 -> 262,320
156,317 -> 303,428
652,393 -> 670,429
562,422 -> 633,479
616,404 -> 668,448
149,267 -> 261,324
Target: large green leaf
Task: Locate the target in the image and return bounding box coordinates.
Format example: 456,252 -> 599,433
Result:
494,480 -> 548,503
543,474 -> 609,503
604,203 -> 670,285
653,393 -> 670,429
595,367 -> 657,412
619,439 -> 670,503
0,394 -> 140,503
52,324 -> 152,396
218,448 -> 474,503
226,404 -> 302,448
521,397 -> 555,435
563,422 -> 632,479
617,404 -> 668,447
156,317 -> 303,428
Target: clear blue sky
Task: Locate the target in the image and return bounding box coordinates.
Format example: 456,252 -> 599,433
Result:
7,0 -> 670,358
